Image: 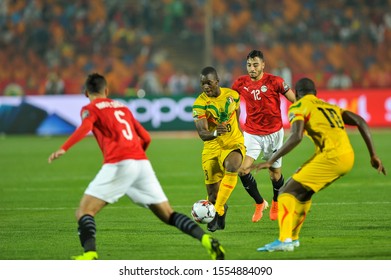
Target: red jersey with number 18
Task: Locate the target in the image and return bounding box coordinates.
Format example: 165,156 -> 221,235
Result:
232,73 -> 290,135
61,98 -> 149,163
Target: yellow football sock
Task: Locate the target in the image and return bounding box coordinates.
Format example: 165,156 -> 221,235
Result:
278,193 -> 297,242
292,199 -> 312,240
215,172 -> 238,215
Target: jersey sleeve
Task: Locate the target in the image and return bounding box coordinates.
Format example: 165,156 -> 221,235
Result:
192,97 -> 206,121
131,112 -> 151,151
288,101 -> 305,125
231,76 -> 245,93
275,76 -> 290,95
61,107 -> 96,151
61,117 -> 94,151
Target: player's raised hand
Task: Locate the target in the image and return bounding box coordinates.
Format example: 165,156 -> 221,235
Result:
48,149 -> 66,163
370,155 -> 386,175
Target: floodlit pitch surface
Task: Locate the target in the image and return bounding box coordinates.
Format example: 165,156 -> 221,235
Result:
0,130 -> 390,260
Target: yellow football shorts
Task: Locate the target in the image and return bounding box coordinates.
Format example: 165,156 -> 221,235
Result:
201,144 -> 245,184
292,151 -> 354,192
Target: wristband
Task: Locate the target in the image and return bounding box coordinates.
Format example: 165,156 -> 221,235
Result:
212,130 -> 218,137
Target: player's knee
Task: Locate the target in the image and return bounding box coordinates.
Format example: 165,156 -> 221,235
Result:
269,169 -> 282,181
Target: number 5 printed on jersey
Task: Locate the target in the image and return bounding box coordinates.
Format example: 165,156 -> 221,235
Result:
114,110 -> 133,140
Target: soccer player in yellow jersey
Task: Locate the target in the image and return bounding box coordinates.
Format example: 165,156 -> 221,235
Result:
193,66 -> 245,232
251,77 -> 386,252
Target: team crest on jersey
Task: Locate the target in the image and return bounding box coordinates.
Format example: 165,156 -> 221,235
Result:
81,110 -> 90,119
260,85 -> 267,92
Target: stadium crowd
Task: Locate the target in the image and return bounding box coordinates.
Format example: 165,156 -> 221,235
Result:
0,0 -> 390,96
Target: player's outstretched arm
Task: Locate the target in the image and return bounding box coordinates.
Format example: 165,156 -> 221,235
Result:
284,89 -> 297,103
250,161 -> 272,173
48,118 -> 93,164
251,120 -> 305,172
342,111 -> 386,175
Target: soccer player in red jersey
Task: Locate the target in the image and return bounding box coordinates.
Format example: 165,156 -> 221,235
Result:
48,73 -> 225,260
232,50 -> 296,222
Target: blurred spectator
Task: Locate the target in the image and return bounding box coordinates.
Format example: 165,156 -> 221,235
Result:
0,0 -> 390,96
4,83 -> 24,96
167,70 -> 190,95
327,68 -> 353,89
137,64 -> 163,95
44,72 -> 65,95
163,0 -> 185,34
272,60 -> 293,87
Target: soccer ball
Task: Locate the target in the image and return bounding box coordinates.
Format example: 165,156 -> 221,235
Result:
191,200 -> 216,224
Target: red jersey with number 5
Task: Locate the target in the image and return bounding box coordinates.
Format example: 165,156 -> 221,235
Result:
61,98 -> 150,163
232,73 -> 290,135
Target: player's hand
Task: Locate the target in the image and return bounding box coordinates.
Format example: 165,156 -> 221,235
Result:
216,123 -> 228,136
48,149 -> 66,163
251,161 -> 272,172
370,155 -> 386,175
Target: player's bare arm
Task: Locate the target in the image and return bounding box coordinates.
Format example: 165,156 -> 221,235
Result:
194,118 -> 217,141
251,120 -> 305,172
284,89 -> 296,103
342,110 -> 386,175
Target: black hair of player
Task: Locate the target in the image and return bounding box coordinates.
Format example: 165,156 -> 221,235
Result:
295,77 -> 317,96
200,66 -> 219,80
85,73 -> 107,95
247,50 -> 264,60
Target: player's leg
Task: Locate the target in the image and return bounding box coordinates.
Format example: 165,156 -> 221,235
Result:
291,199 -> 312,247
288,152 -> 354,244
239,132 -> 267,222
129,160 -> 225,260
73,194 -> 107,260
212,149 -> 243,230
201,154 -> 224,231
266,128 -> 285,221
214,149 -> 242,216
205,182 -> 222,232
268,167 -> 284,221
257,178 -> 309,252
258,152 -> 354,252
149,201 -> 225,260
206,182 -> 219,205
72,161 -> 136,260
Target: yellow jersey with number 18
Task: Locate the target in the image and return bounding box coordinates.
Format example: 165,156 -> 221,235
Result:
192,87 -> 244,151
288,94 -> 353,158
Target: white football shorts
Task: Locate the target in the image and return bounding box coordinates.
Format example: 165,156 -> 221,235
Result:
244,127 -> 284,168
85,159 -> 168,207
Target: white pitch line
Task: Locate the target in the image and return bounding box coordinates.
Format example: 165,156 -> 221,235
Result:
1,201 -> 390,211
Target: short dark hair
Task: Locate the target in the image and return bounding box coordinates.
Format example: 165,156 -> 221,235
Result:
295,77 -> 317,95
85,73 -> 107,94
200,66 -> 219,79
247,50 -> 264,60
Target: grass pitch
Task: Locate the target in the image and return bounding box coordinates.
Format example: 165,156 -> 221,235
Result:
0,130 -> 390,260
